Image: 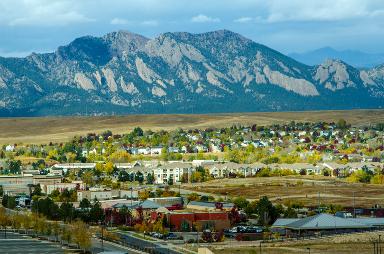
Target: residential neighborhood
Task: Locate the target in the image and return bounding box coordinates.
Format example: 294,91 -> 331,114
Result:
0,120 -> 384,253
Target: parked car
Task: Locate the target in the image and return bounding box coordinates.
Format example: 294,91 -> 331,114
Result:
164,233 -> 182,240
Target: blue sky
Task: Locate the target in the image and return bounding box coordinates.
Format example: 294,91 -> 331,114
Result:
1,0 -> 384,57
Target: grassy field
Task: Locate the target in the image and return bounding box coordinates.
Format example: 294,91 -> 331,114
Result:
209,230 -> 383,254
182,175 -> 384,208
0,109 -> 383,144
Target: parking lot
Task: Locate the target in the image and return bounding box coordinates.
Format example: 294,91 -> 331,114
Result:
0,232 -> 66,254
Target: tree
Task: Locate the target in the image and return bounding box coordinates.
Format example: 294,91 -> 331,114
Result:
104,162 -> 115,175
8,160 -> 22,174
72,220 -> 92,252
135,171 -> 144,184
337,119 -> 347,130
51,221 -> 60,242
118,171 -> 130,182
371,174 -> 384,184
146,173 -> 155,184
90,200 -> 104,223
283,207 -> 298,218
81,170 -> 94,187
2,195 -> 16,209
119,205 -> 132,225
60,202 -> 75,222
347,170 -> 372,183
187,192 -> 200,202
232,196 -> 249,210
254,196 -> 278,226
61,226 -> 72,245
132,127 -> 144,137
32,184 -> 42,197
299,169 -> 307,176
79,198 -> 91,209
0,207 -> 9,232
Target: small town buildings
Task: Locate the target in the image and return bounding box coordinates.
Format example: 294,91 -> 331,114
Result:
53,163 -> 96,171
130,147 -> 163,155
42,180 -> 85,195
153,162 -> 193,184
147,197 -> 184,209
272,213 -> 384,235
151,210 -> 230,231
77,189 -> 113,201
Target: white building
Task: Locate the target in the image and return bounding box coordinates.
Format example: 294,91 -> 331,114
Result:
153,162 -> 194,184
5,145 -> 15,152
77,189 -> 113,201
43,181 -> 85,195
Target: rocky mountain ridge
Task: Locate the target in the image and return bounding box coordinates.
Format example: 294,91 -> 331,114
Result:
0,30 -> 383,116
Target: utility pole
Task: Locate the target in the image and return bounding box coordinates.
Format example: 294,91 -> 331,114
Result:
101,223 -> 104,252
353,191 -> 356,218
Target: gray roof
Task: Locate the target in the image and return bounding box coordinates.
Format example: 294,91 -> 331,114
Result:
273,213 -> 371,230
188,201 -> 234,208
350,218 -> 384,227
272,218 -> 300,227
112,200 -> 162,210
135,200 -> 162,209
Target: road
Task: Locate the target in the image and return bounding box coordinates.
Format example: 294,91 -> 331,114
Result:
91,237 -> 146,254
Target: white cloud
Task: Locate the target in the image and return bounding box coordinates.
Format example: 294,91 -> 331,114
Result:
0,0 -> 94,27
234,17 -> 253,23
110,18 -> 129,25
258,0 -> 384,23
141,20 -> 158,26
9,11 -> 93,26
191,14 -> 220,23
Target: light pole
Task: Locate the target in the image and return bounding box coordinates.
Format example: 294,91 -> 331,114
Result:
353,191 -> 356,218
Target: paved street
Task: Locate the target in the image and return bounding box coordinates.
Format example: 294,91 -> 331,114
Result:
91,237 -> 146,254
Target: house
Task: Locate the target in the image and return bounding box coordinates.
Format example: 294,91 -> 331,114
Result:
5,144 -> 15,152
153,162 -> 193,184
168,147 -> 179,153
150,146 -> 163,155
272,163 -> 323,175
130,147 -> 163,155
77,189 -> 113,201
43,181 -> 85,195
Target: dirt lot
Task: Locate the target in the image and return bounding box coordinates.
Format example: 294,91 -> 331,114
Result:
0,109 -> 383,144
209,230 -> 384,254
183,176 -> 384,208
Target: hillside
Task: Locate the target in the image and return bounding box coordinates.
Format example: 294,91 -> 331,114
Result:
0,30 -> 383,116
0,109 -> 383,144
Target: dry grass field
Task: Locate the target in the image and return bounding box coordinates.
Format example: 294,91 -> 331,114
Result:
209,230 -> 384,254
183,175 -> 384,208
0,109 -> 383,144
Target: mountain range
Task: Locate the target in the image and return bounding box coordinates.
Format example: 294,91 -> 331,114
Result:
0,30 -> 383,116
289,47 -> 384,68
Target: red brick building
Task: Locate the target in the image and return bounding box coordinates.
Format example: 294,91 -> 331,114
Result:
151,211 -> 230,231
